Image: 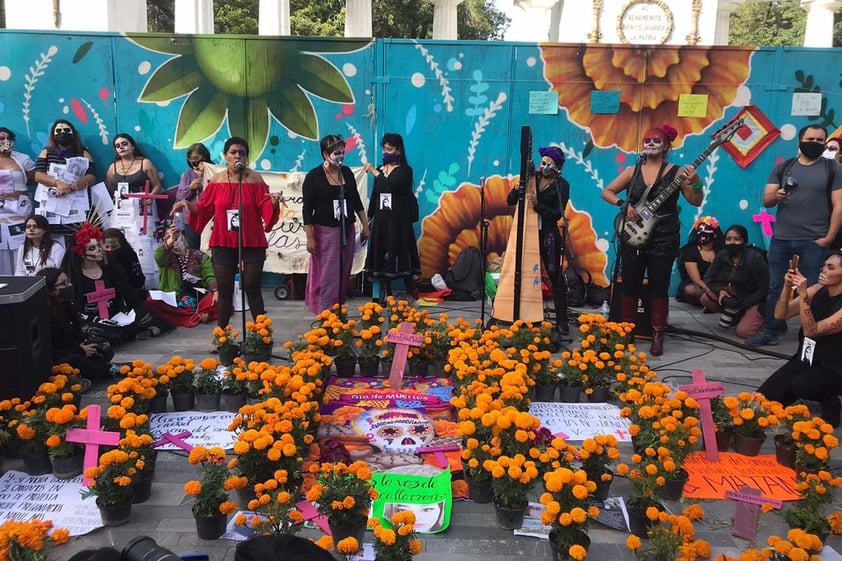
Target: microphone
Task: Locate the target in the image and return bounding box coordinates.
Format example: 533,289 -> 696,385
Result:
639,152 -> 648,162
234,161 -> 245,172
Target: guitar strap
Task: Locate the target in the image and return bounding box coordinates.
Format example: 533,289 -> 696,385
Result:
630,160 -> 668,204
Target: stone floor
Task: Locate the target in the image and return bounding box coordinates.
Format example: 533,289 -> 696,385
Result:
10,294 -> 841,561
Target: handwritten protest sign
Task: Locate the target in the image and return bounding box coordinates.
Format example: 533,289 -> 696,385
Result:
371,469 -> 451,533
0,471 -> 101,536
682,452 -> 799,501
528,402 -> 631,442
149,411 -> 236,450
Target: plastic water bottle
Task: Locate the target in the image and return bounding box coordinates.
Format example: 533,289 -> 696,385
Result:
599,300 -> 611,320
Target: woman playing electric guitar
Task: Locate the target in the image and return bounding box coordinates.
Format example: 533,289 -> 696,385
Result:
601,123 -> 702,356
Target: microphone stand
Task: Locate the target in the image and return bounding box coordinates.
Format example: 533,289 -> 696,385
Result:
236,163 -> 247,353
479,176 -> 489,326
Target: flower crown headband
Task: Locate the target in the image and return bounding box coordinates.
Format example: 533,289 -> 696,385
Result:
693,216 -> 719,232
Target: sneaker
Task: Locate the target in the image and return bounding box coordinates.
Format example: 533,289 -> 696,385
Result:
745,331 -> 778,347
108,362 -> 132,379
134,326 -> 161,340
820,397 -> 841,428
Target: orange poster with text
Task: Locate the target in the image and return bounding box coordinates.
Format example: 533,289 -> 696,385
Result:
682,452 -> 800,501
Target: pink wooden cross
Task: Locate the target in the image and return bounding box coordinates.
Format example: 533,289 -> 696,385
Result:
386,322 -> 424,389
124,180 -> 168,235
66,405 -> 121,485
419,444 -> 460,469
85,280 -> 116,320
725,486 -> 783,541
296,500 -> 330,533
752,210 -> 776,238
678,369 -> 725,461
153,430 -> 193,452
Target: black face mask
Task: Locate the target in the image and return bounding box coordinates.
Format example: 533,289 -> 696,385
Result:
725,244 -> 745,257
58,287 -> 74,301
55,132 -> 73,147
799,141 -> 825,160
697,233 -> 714,245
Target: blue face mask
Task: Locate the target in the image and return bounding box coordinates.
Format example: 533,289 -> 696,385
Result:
382,152 -> 398,165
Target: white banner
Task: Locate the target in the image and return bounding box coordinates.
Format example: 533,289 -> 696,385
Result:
0,471 -> 101,536
528,402 -> 632,442
149,411 -> 237,450
201,165 -> 370,275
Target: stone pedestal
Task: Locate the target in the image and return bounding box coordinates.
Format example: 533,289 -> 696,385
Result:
5,0 -> 147,32
515,0 -> 561,42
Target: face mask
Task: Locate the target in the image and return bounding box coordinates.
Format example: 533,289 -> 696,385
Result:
55,132 -> 73,146
329,152 -> 345,166
823,149 -> 838,160
725,244 -> 745,257
697,233 -> 714,245
0,140 -> 13,153
799,141 -> 825,160
58,287 -> 74,301
382,152 -> 398,165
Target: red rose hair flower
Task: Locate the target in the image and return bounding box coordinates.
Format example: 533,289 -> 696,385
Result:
72,223 -> 104,255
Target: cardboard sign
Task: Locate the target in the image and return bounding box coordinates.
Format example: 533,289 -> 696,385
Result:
149,411 -> 236,450
682,452 -> 799,501
528,402 -> 632,442
371,468 -> 452,533
0,471 -> 101,536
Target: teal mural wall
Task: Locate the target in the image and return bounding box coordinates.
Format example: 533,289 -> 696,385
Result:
2,30 -> 840,284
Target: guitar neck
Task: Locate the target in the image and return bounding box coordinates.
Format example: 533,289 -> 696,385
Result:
644,145 -> 716,211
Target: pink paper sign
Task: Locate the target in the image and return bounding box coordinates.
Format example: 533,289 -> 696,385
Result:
85,280 -> 116,320
387,322 -> 424,390
679,370 -> 724,461
65,405 -> 121,485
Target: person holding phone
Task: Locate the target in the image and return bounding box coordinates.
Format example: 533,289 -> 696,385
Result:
748,124 -> 842,347
757,251 -> 842,427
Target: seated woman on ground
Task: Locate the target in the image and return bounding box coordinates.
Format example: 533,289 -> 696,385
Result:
757,251 -> 842,428
38,267 -> 123,384
14,215 -> 65,276
65,223 -> 170,345
700,225 -> 768,339
675,216 -> 723,306
102,228 -> 147,289
146,223 -> 218,327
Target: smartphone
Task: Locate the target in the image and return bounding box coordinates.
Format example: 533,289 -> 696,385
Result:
791,254 -> 800,271
174,211 -> 185,231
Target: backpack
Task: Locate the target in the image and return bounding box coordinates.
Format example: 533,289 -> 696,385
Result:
777,157 -> 842,247
445,246 -> 484,300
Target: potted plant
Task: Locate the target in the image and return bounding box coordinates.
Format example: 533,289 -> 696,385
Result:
355,301 -> 384,377
791,416 -> 838,475
782,471 -> 842,540
726,392 -> 772,456
709,396 -> 735,452
369,510 -> 424,561
15,399 -> 53,476
483,453 -> 542,530
244,314 -> 274,362
305,461 -> 378,555
184,446 -> 239,540
220,358 -> 251,413
615,451 -> 667,538
425,314 -> 454,374
321,307 -> 358,376
625,504 -> 710,561
766,402 -> 811,468
193,358 -> 223,412
121,428 -> 158,504
83,447 -> 140,526
159,355 -> 196,411
0,519 -> 70,561
214,325 -> 241,366
736,529 -> 824,561
43,404 -> 86,479
540,467 -> 599,561
234,468 -> 303,535
576,434 -> 620,500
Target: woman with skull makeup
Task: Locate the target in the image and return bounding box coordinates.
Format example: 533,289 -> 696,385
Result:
172,137 -> 282,343
106,133 -> 163,230
363,133 -> 420,302
506,145 -> 570,339
175,143 -> 213,249
145,224 -> 218,327
601,124 -> 703,356
0,126 -> 36,275
676,215 -> 724,306
65,223 -> 169,344
33,119 -> 97,225
303,134 -> 370,314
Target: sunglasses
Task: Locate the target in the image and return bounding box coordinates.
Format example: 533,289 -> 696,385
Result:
25,223 -> 43,230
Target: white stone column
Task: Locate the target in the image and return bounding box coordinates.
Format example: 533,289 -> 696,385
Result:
714,0 -> 745,46
514,0 -> 560,42
175,0 -> 214,34
259,0 -> 291,35
344,0 -> 373,38
801,0 -> 842,47
426,0 -> 465,40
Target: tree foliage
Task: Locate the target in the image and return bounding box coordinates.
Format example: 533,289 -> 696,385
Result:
729,0 -> 842,47
147,0 -> 509,39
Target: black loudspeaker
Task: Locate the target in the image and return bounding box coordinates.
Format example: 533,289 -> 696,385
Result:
0,276 -> 52,399
609,278 -> 653,339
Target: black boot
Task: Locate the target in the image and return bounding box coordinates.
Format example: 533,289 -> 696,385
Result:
649,297 -> 669,357
820,397 -> 841,428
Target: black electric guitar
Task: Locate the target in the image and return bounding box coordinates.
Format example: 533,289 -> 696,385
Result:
615,118 -> 745,249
